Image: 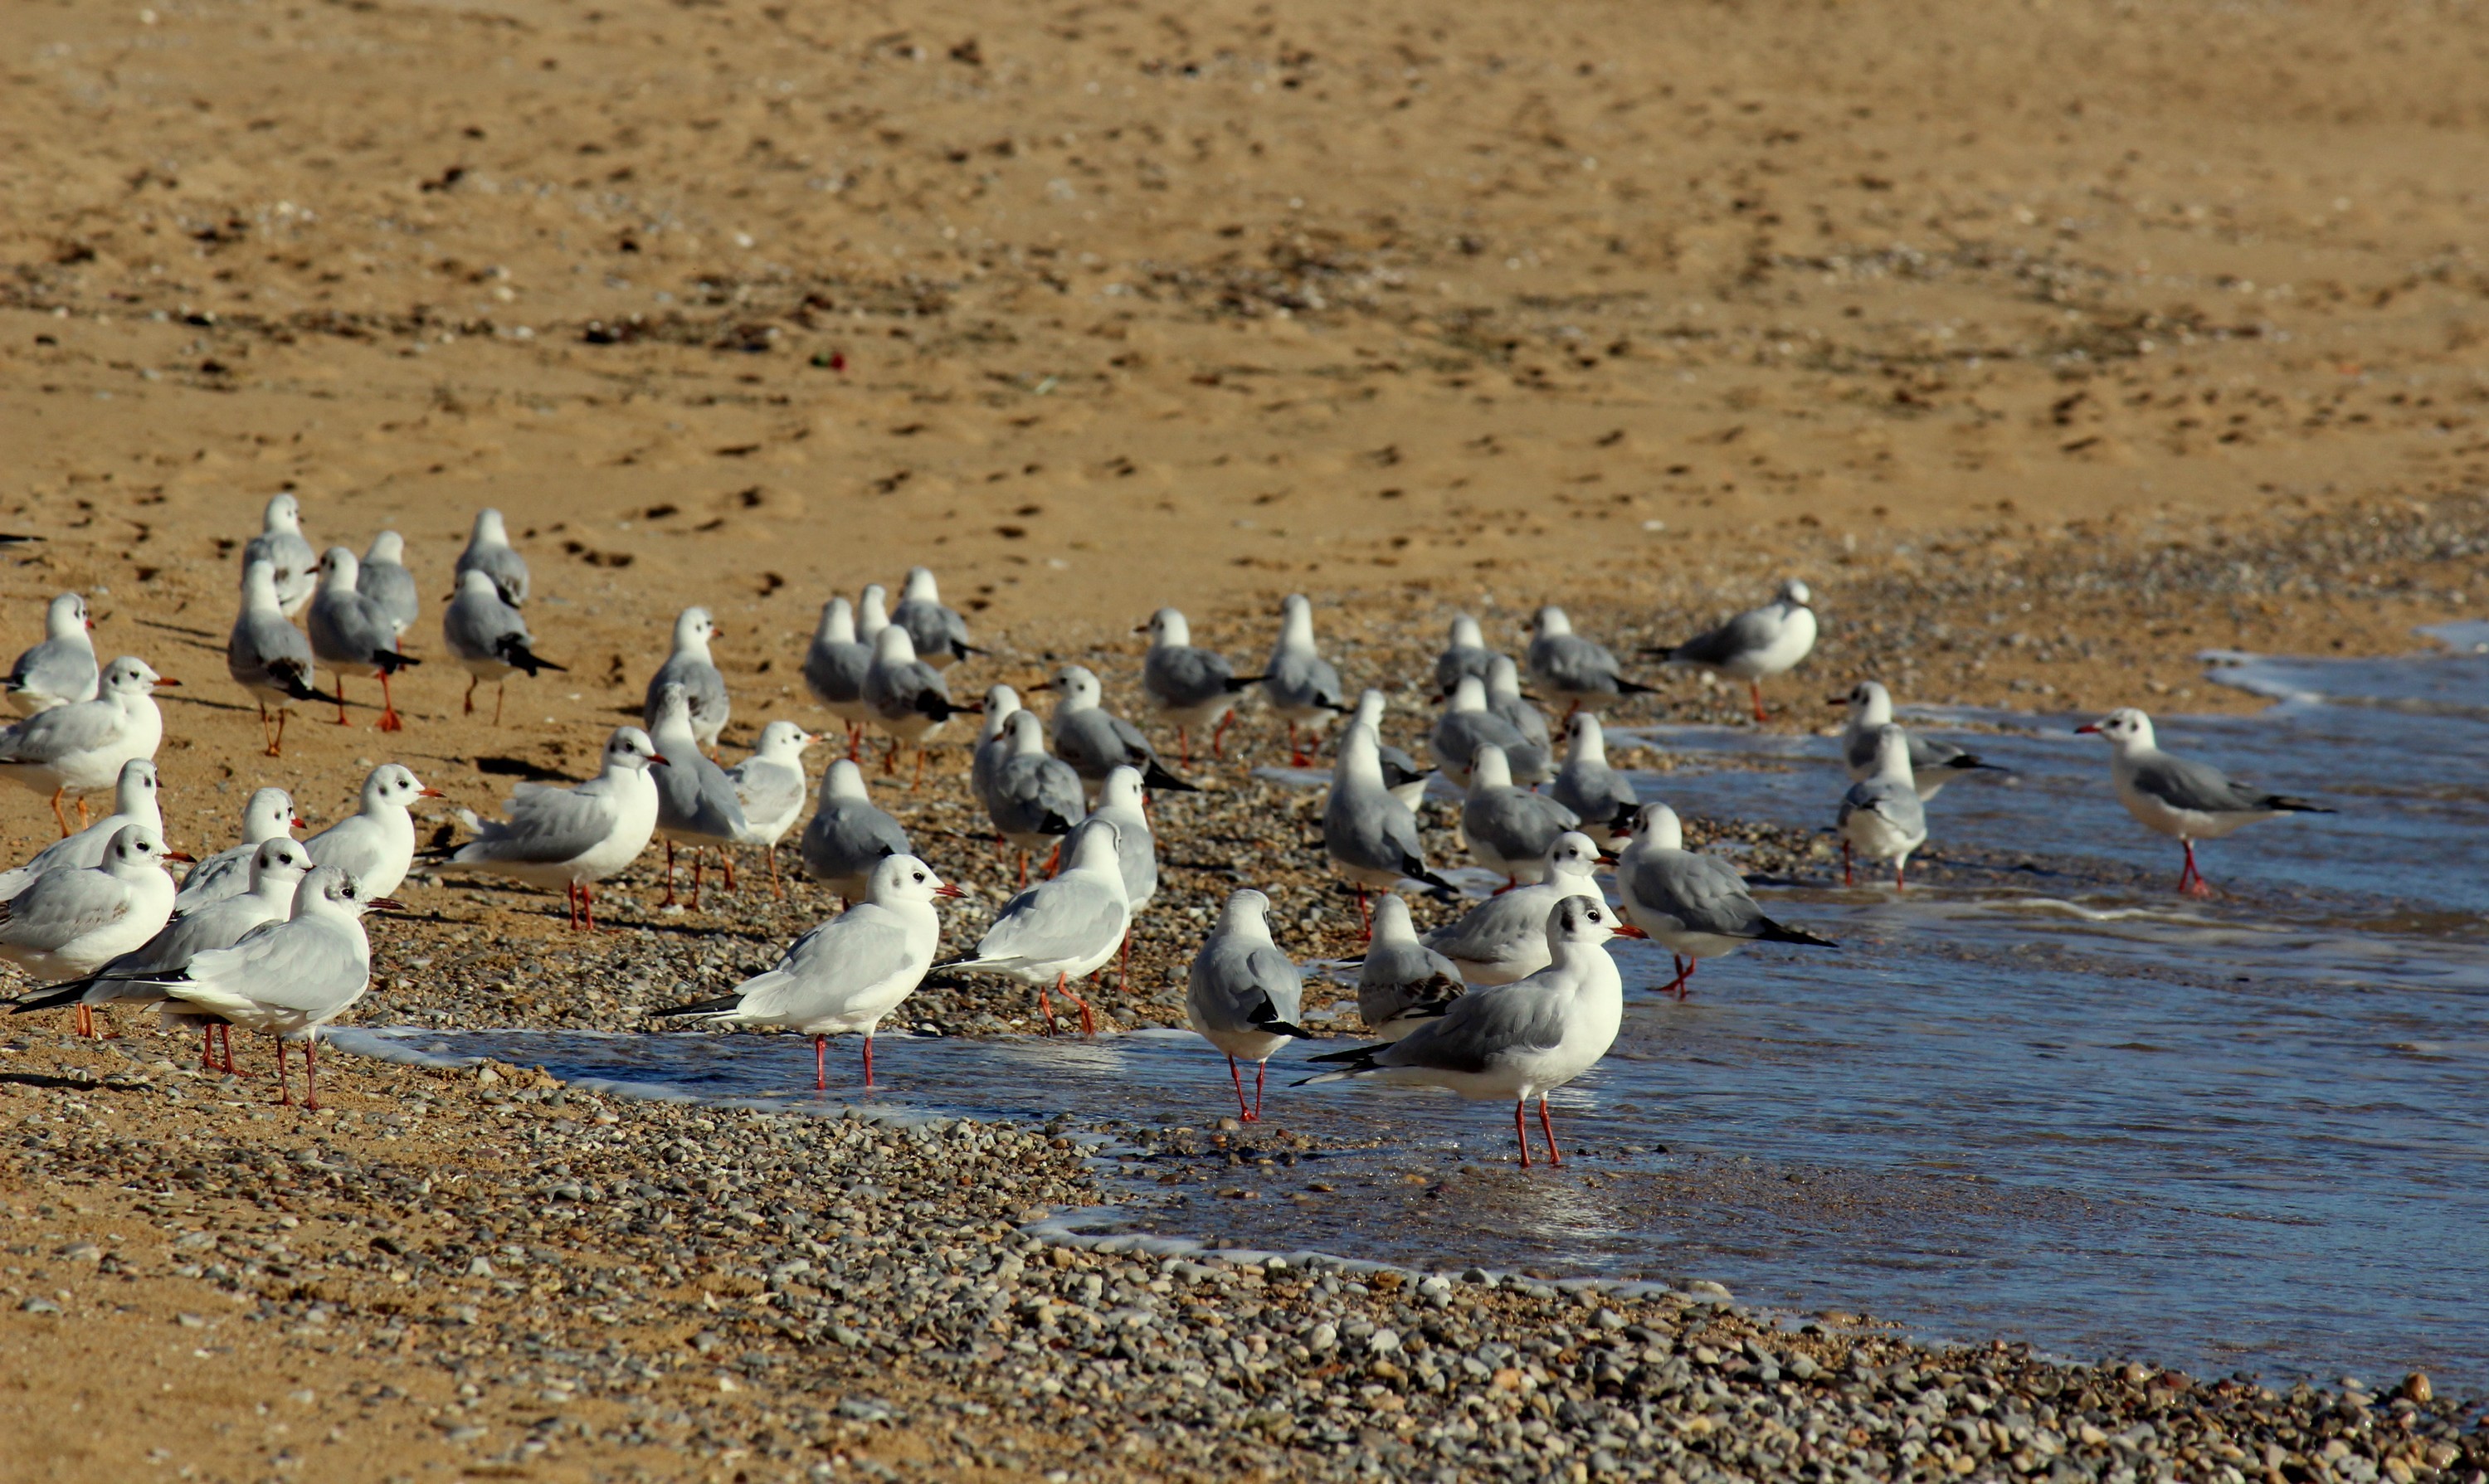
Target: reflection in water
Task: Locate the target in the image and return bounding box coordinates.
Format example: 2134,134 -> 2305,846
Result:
339,632 -> 2489,1392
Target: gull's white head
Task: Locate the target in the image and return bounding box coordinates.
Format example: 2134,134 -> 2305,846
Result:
1216,886 -> 1274,937
455,568 -> 506,604
1833,679 -> 1894,723
755,719 -> 816,761
361,763 -> 440,811
46,592 -> 89,636
1566,710 -> 1608,755
1468,742 -> 1514,793
1533,605 -> 1574,638
1099,764 -> 1146,812
470,508 -> 509,546
1449,614 -> 1484,649
857,583 -> 889,632
824,757 -> 872,800
1487,654 -> 1526,698
2076,708 -> 2155,749
817,596 -> 855,644
867,851 -> 964,908
606,726 -> 665,771
1543,830 -> 1605,881
1052,664 -> 1103,709
244,787 -> 300,840
671,606 -> 718,654
871,625 -> 919,664
100,656 -> 169,697
262,494 -> 303,535
902,566 -> 939,602
1352,688 -> 1387,729
317,546 -> 360,587
1446,675 -> 1489,714
1869,723 -> 1915,778
1779,578 -> 1814,607
1629,802 -> 1684,852
247,838 -> 315,896
1144,607 -> 1193,649
1003,708 -> 1049,757
365,530 -> 407,567
1546,893 -> 1639,958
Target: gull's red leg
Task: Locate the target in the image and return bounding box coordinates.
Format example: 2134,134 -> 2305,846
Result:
862,1033 -> 874,1088
1229,1056 -> 1254,1123
1538,1095 -> 1562,1166
1514,1100 -> 1532,1170
814,1034 -> 828,1092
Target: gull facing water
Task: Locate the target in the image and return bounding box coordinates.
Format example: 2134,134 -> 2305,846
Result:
2077,707 -> 2333,896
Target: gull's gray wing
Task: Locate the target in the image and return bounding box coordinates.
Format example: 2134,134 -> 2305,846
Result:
1145,646 -> 1238,708
180,920 -> 365,1014
457,546 -> 528,607
1624,851 -> 1767,938
0,869 -> 134,951
173,845 -> 255,909
309,589 -> 402,667
973,873 -> 1126,965
1839,777 -> 1926,839
645,655 -> 729,735
8,638 -> 94,705
1464,790 -> 1581,859
1376,981 -> 1569,1075
230,606 -> 316,693
1421,892 -> 1552,964
801,800 -> 910,881
733,912 -> 913,1019
1324,783 -> 1430,878
2130,753 -> 2277,815
654,754 -> 749,842
1550,757 -> 1636,825
0,698 -> 120,763
991,755 -> 1085,837
1532,635 -> 1622,694
727,757 -> 806,830
463,778 -> 619,864
1265,652 -> 1344,712
1055,709 -> 1149,778
1358,939 -> 1464,1023
357,563 -> 419,634
442,587 -> 528,665
804,639 -> 869,707
1668,608 -> 1777,668
1434,645 -> 1497,696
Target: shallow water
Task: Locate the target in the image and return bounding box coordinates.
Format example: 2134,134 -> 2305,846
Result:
339,630 -> 2489,1394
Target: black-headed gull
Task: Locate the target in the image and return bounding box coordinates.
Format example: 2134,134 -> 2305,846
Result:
0,656 -> 174,835
438,728 -> 662,929
643,606 -> 729,754
1652,578 -> 1818,723
1186,888 -> 1315,1122
1322,723 -> 1457,932
938,823 -> 1130,1036
986,711 -> 1084,885
243,494 -> 317,617
1300,896 -> 1644,1169
227,559 -> 323,755
1430,675 -> 1549,788
1615,803 -> 1834,997
5,592 -> 96,717
176,786 -> 303,911
1460,744 -> 1581,885
802,596 -> 874,760
1260,595 -> 1351,766
1830,680 -> 2001,800
1549,713 -> 1639,843
727,721 -> 815,896
1357,893 -> 1464,1041
654,853 -> 963,1088
860,625 -> 977,786
1140,608 -> 1261,766
2077,707 -> 2333,897
1527,606 -> 1657,714
307,547 -> 419,731
0,825 -> 189,1037
455,507 -> 528,607
892,567 -> 981,669
1423,830 -> 1608,986
0,758 -> 163,903
1433,613 -> 1502,698
1045,664 -> 1196,800
441,569 -> 565,725
357,530 -> 420,639
801,757 -> 911,903
1837,725 -> 1927,888
648,681 -> 753,909
305,763 -> 438,901
1342,690 -> 1434,810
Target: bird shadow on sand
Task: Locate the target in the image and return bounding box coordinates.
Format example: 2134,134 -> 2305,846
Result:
472,755 -> 571,783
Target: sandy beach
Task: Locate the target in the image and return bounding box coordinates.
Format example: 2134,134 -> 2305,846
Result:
5,0 -> 2489,1477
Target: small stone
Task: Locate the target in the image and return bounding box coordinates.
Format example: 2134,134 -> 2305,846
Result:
1366,1328 -> 1400,1355
19,1297 -> 61,1315
2398,1372 -> 2431,1404
1308,1322 -> 1337,1353
1594,1308 -> 1626,1331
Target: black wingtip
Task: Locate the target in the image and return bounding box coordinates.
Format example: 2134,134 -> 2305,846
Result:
1142,762 -> 1201,793
1223,674 -> 1268,693
1946,753 -> 2007,772
650,995 -> 743,1018
372,650 -> 421,674
2267,796 -> 2336,815
1756,919 -> 1839,949
1306,1041 -> 1385,1068
1616,678 -> 1659,694
11,980 -> 96,1014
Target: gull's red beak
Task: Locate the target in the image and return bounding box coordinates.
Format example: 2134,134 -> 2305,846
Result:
292,816 -> 308,829
1612,922 -> 1649,939
368,898 -> 409,912
1826,693 -> 1849,706
648,752 -> 671,766
416,787 -> 446,799
934,883 -> 967,899
153,677 -> 181,687
1595,854 -> 1619,867
2073,723 -> 2101,735
162,850 -> 196,864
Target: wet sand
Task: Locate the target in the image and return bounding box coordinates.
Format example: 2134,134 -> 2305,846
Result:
5,0 -> 2489,1476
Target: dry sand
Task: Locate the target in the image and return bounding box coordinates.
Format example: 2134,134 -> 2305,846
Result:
4,0 -> 2489,1477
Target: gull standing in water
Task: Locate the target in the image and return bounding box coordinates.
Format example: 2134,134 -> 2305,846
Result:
1299,897 -> 1643,1169
1430,676 -> 1549,788
802,596 -> 874,760
305,763 -> 439,901
1526,606 -> 1656,716
1423,831 -> 1608,986
2077,707 -> 2333,897
244,494 -> 317,617
643,607 -> 730,756
455,507 -> 528,607
1357,893 -> 1464,1040
1433,614 -> 1501,697
1615,803 -> 1834,997
0,656 -> 174,835
175,786 -> 302,911
441,569 -> 565,725
1141,608 -> 1261,766
227,560 -> 323,755
800,758 -> 912,904
150,864 -> 400,1110
938,823 -> 1131,1036
356,531 -> 421,640
860,625 -> 978,786
728,721 -> 815,896
647,681 -> 753,908
307,547 -> 419,731
1260,595 -> 1351,766
0,759 -> 163,902
1046,665 -> 1197,801
1323,723 -> 1458,931
1186,888 -> 1316,1123
0,825 -> 188,1038
438,727 -> 664,929
15,839 -> 314,1073
986,711 -> 1085,885
1837,725 -> 1927,889
654,854 -> 962,1089
1461,744 -> 1581,886
5,593 -> 96,716
892,567 -> 982,669
1549,713 -> 1640,844
1652,578 -> 1818,723
1831,681 -> 2002,800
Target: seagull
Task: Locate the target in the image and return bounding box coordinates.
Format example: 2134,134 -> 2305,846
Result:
441,569 -> 564,725
5,593 -> 97,717
1140,608 -> 1262,766
1260,595 -> 1351,766
938,822 -> 1130,1036
1045,664 -> 1198,801
1615,802 -> 1834,997
892,566 -> 982,669
1652,578 -> 1818,723
970,684 -> 1023,825
1830,680 -> 2003,800
227,559 -> 323,756
307,547 -> 419,731
1433,614 -> 1501,697
643,606 -> 729,755
2077,707 -> 2334,897
1085,765 -> 1159,916
800,757 -> 912,903
304,763 -> 440,901
0,825 -> 188,1038
648,680 -> 753,909
151,864 -> 401,1109
357,530 -> 420,639
653,853 -> 963,1088
802,596 -> 874,759
1356,893 -> 1464,1040
1430,676 -> 1550,789
1423,831 -> 1607,985
728,721 -> 815,896
175,786 -> 303,912
437,727 -> 664,929
986,710 -> 1084,885
1484,655 -> 1552,754
0,759 -> 164,903
1298,896 -> 1643,1169
16,838 -> 314,1073
0,656 -> 174,835
1838,725 -> 1928,889
1527,606 -> 1656,715
1461,744 -> 1581,886
244,494 -> 317,617
1549,713 -> 1640,844
1344,690 -> 1434,810
1186,888 -> 1317,1123
1323,723 -> 1458,930
454,507 -> 528,607
860,625 -> 977,785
